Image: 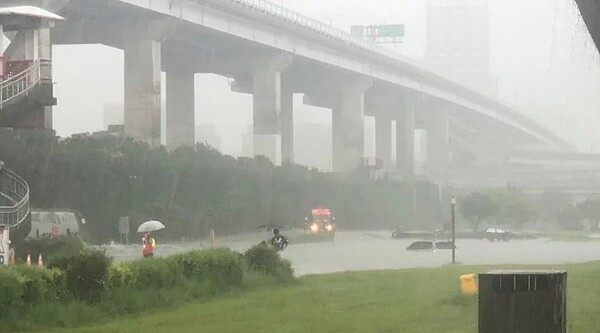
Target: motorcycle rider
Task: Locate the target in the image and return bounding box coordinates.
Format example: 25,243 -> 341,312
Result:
269,228 -> 289,251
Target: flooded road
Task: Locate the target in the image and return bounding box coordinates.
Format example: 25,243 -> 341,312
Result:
101,231 -> 600,276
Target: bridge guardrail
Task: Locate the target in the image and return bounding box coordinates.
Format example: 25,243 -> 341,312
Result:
0,58 -> 52,109
0,162 -> 30,227
219,0 -> 428,70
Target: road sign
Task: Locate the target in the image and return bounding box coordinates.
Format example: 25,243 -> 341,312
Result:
378,24 -> 405,37
119,216 -> 130,244
118,216 -> 130,235
351,24 -> 404,43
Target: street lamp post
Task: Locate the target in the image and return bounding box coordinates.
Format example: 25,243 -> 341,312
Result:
451,197 -> 457,264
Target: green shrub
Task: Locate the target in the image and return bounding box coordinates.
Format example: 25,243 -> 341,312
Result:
244,244 -> 295,282
109,249 -> 243,292
42,268 -> 68,301
6,266 -> 68,305
49,249 -> 110,302
0,269 -> 26,313
108,262 -> 137,289
172,248 -> 243,289
9,266 -> 48,305
109,258 -> 183,289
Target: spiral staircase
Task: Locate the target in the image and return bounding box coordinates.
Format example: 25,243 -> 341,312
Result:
0,162 -> 30,239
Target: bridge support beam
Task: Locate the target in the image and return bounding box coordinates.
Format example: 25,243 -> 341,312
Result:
332,81 -> 372,172
427,107 -> 450,186
40,28 -> 53,130
281,78 -> 294,164
166,70 -> 195,150
253,69 -> 282,165
396,98 -> 417,181
252,54 -> 293,165
124,40 -> 162,147
375,115 -> 393,170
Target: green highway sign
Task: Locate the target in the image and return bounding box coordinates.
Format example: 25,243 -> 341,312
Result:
350,24 -> 405,43
378,24 -> 405,37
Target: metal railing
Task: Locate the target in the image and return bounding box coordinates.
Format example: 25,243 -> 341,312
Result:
0,162 -> 30,227
213,0 -> 430,70
0,58 -> 52,109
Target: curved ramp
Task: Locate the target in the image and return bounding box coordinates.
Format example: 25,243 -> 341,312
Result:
0,161 -> 30,228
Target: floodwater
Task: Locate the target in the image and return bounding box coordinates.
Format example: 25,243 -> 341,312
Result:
100,231 -> 600,276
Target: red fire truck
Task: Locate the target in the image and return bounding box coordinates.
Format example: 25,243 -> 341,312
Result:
305,208 -> 336,234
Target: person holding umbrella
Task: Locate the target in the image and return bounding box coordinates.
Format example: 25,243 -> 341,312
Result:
137,220 -> 165,258
142,232 -> 155,257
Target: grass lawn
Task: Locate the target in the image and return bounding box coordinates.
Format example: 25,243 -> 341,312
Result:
47,262 -> 600,333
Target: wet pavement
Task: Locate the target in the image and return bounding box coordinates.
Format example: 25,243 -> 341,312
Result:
100,231 -> 600,276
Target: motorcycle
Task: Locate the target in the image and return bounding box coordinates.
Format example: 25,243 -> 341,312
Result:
257,224 -> 289,252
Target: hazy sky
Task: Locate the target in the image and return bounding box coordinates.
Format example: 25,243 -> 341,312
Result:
51,0 -> 600,155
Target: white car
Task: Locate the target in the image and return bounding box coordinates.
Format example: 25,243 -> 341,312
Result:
484,227 -> 514,242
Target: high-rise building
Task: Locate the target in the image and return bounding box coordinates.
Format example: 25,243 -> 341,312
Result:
196,124 -> 222,151
426,0 -> 492,95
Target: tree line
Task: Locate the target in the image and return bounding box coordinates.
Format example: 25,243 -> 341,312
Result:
460,189 -> 600,232
0,129 -> 441,243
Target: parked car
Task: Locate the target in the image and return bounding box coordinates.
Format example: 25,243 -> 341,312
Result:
484,227 -> 515,242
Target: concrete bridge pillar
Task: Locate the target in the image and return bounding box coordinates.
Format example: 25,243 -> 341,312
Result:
332,80 -> 372,172
427,107 -> 450,186
166,69 -> 195,150
375,115 -> 393,170
281,78 -> 294,164
252,54 -> 292,165
40,28 -> 53,130
396,96 -> 417,181
124,40 -> 162,147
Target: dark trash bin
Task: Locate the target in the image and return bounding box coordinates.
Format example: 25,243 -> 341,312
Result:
479,270 -> 567,333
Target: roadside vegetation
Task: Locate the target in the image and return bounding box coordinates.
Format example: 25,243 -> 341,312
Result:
38,261 -> 600,333
459,189 -> 600,235
0,243 -> 294,332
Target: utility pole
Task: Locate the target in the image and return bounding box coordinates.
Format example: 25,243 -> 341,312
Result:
451,197 -> 456,264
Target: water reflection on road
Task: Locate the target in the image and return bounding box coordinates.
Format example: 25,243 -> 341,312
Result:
100,231 -> 600,276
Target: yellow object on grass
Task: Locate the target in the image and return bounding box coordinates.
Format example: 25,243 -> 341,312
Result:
460,273 -> 478,295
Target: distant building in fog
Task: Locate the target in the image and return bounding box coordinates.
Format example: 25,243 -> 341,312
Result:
196,124 -> 222,151
426,0 -> 493,95
103,103 -> 123,129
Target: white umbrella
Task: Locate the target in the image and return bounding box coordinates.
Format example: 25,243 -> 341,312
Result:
137,220 -> 165,233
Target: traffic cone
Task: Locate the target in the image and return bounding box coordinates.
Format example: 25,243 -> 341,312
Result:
37,254 -> 44,270
25,253 -> 31,267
